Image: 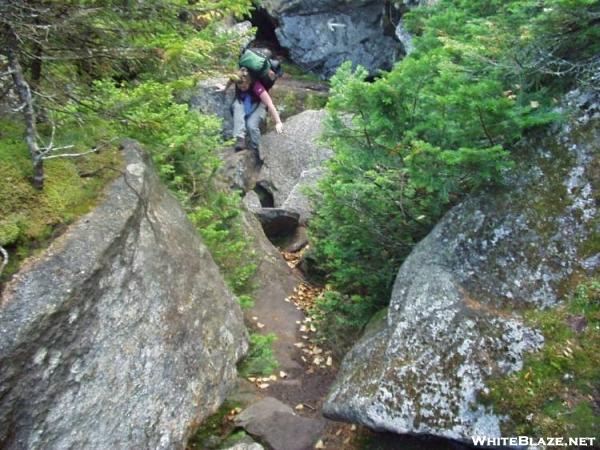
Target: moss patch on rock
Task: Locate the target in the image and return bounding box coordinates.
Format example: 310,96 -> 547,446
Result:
482,278 -> 600,439
0,119 -> 121,285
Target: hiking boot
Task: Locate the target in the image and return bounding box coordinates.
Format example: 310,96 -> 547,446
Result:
234,137 -> 246,152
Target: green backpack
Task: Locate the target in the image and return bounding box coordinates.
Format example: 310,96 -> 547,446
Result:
238,48 -> 283,90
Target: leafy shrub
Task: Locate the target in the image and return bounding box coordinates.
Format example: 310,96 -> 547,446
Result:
309,0 -> 598,343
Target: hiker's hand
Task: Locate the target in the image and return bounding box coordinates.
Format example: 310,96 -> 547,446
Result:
214,83 -> 226,92
275,122 -> 284,134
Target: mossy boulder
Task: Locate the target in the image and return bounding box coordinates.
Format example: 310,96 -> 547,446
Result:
323,91 -> 599,442
0,141 -> 248,450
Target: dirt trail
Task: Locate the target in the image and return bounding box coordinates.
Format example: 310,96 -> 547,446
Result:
242,247 -> 360,449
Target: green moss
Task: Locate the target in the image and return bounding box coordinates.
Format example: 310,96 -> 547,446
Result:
237,294 -> 254,309
483,278 -> 600,441
186,401 -> 242,450
0,118 -> 121,284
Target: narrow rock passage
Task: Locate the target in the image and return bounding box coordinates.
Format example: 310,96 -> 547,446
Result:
238,245 -> 355,450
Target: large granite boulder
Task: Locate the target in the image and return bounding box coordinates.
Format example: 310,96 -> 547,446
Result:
258,109 -> 332,212
0,140 -> 248,450
323,92 -> 600,441
264,1 -> 402,78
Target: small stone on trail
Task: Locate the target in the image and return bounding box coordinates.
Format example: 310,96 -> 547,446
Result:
315,439 -> 326,449
326,356 -> 332,366
279,371 -> 288,378
350,425 -> 356,431
295,404 -> 304,410
258,383 -> 270,389
257,322 -> 265,329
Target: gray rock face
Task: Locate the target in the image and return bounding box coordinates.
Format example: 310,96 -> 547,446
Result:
235,398 -> 325,450
269,1 -> 402,78
0,141 -> 248,450
190,77 -> 235,138
324,97 -> 600,441
258,109 -> 332,210
281,167 -> 325,224
218,149 -> 261,192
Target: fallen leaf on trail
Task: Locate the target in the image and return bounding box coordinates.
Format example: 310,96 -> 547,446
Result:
269,375 -> 277,381
315,439 -> 326,449
258,383 -> 269,389
300,325 -> 308,332
252,316 -> 258,321
335,429 -> 342,436
294,342 -> 305,348
343,437 -> 351,444
295,404 -> 304,410
256,322 -> 265,329
326,356 -> 332,366
350,425 -> 356,431
279,371 -> 288,378
248,377 -> 256,382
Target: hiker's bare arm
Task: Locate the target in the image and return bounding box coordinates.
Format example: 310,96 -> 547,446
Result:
215,79 -> 233,92
259,90 -> 283,134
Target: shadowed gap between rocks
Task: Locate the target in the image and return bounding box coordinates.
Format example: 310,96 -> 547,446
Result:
247,7 -> 288,57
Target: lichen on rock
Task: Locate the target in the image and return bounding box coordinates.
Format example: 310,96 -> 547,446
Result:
323,92 -> 600,442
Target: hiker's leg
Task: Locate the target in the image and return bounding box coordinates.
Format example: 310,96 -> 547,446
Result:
246,103 -> 266,154
232,99 -> 246,138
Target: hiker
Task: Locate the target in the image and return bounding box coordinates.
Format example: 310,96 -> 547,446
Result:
217,66 -> 283,157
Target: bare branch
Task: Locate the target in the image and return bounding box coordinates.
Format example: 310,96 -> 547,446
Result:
43,139 -> 116,160
0,246 -> 8,276
43,147 -> 102,160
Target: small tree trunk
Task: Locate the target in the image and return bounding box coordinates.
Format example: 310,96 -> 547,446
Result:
4,24 -> 45,189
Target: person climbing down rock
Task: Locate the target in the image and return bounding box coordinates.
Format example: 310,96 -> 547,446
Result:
217,67 -> 283,159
